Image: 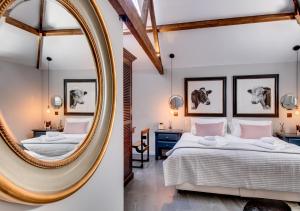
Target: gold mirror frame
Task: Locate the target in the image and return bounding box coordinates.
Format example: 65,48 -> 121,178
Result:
0,0 -> 116,204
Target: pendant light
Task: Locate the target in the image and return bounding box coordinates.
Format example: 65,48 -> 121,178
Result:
294,45 -> 300,115
281,46 -> 300,111
168,53 -> 183,116
46,57 -> 52,114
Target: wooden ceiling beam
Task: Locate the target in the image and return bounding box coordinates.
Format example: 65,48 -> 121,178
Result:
109,0 -> 164,74
292,0 -> 300,24
36,0 -> 45,69
293,0 -> 300,13
141,0 -> 150,26
159,13 -> 295,32
42,29 -> 83,36
4,17 -> 39,35
149,0 -> 160,57
123,13 -> 295,35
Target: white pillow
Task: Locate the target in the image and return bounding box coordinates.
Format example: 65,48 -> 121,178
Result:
191,117 -> 227,136
230,119 -> 272,137
64,117 -> 93,132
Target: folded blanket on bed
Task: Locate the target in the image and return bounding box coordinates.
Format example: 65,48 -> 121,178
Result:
40,135 -> 65,142
46,131 -> 61,137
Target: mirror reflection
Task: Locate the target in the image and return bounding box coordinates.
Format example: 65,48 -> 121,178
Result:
0,0 -> 97,161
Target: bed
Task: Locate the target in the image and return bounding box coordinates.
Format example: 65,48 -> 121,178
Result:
20,133 -> 85,160
163,132 -> 300,202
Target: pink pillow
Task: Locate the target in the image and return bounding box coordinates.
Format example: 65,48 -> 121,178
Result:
195,122 -> 224,136
64,122 -> 88,134
240,124 -> 272,139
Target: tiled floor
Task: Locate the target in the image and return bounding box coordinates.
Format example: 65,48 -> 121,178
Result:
125,157 -> 300,211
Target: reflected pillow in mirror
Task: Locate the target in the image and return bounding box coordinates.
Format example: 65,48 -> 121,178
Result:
240,124 -> 272,139
64,122 -> 89,134
195,122 -> 225,137
65,117 -> 93,131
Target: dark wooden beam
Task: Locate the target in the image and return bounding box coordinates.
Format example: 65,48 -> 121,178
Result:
292,0 -> 300,24
158,13 -> 295,32
5,17 -> 39,35
141,0 -> 150,26
149,0 -> 160,56
124,13 -> 295,35
37,0 -> 45,69
42,29 -> 83,36
293,0 -> 300,13
109,0 -> 163,74
36,35 -> 43,69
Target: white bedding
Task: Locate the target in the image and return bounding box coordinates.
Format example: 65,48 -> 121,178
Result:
163,133 -> 300,193
21,133 -> 85,158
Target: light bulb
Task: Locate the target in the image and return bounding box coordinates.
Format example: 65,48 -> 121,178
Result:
46,107 -> 51,114
295,110 -> 300,116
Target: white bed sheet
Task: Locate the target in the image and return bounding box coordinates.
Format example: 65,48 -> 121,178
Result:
163,133 -> 300,194
21,133 -> 86,158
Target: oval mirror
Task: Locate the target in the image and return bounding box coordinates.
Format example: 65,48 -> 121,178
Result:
280,94 -> 298,110
0,0 -> 98,163
169,95 -> 184,110
0,0 -> 115,204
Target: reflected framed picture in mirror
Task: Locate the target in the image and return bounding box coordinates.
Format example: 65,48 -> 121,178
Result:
64,79 -> 97,116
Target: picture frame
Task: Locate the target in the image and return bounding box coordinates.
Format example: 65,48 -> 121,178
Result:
233,74 -> 279,117
184,77 -> 227,117
64,79 -> 97,116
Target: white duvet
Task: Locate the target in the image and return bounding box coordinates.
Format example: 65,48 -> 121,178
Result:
21,133 -> 85,158
163,133 -> 300,193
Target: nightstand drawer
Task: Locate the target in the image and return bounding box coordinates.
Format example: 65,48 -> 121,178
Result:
289,138 -> 300,146
157,133 -> 179,141
157,141 -> 176,149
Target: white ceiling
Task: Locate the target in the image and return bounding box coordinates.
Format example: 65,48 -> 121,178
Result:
154,0 -> 294,25
123,0 -> 300,71
0,0 -> 94,70
9,0 -> 80,29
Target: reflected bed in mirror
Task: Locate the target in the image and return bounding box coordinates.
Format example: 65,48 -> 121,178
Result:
0,0 -> 98,163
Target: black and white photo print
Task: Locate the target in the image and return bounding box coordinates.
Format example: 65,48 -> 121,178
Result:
233,74 -> 279,117
185,77 -> 227,117
64,79 -> 97,116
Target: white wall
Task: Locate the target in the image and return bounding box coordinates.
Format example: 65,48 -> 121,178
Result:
133,62 -> 298,155
42,68 -> 97,127
0,60 -> 43,140
0,0 -> 124,211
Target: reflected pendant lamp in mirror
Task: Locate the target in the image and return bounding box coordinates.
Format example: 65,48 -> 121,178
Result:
46,56 -> 52,114
169,53 -> 183,116
281,45 -> 300,112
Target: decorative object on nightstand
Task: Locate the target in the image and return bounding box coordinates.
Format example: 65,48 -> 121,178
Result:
158,122 -> 165,130
279,123 -> 285,134
155,129 -> 183,160
276,133 -> 300,146
297,125 -> 300,135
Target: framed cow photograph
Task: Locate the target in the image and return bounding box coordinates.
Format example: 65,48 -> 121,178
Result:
64,79 -> 97,116
233,74 -> 279,117
184,77 -> 227,117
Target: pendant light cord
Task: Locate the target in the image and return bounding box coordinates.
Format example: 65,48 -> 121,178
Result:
297,50 -> 299,102
48,60 -> 50,108
171,57 -> 173,96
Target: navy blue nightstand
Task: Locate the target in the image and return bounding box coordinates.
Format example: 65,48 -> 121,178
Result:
155,129 -> 183,160
276,133 -> 300,146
